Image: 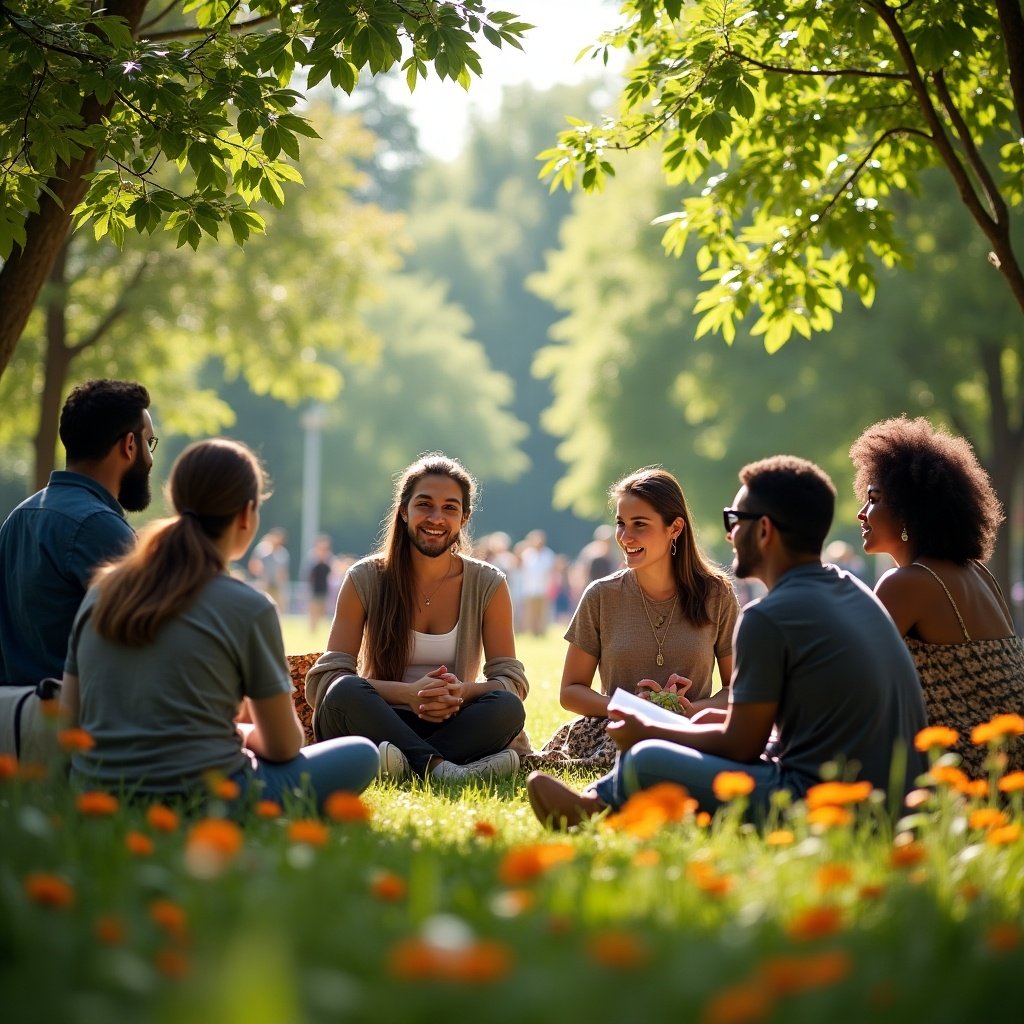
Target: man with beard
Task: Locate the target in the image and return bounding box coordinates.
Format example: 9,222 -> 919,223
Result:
304,453 -> 528,783
527,455 -> 927,827
0,379 -> 155,760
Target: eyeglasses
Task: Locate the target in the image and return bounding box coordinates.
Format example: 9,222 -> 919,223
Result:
122,430 -> 159,453
145,436 -> 159,453
722,507 -> 788,534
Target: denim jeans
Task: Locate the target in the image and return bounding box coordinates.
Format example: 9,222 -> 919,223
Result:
592,739 -> 788,818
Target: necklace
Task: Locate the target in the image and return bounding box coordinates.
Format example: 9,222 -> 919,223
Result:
638,581 -> 678,667
416,554 -> 455,606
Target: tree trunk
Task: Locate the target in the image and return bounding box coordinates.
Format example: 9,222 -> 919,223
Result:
32,243 -> 73,490
0,0 -> 149,381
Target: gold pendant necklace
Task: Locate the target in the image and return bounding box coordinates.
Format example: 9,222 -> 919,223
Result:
638,581 -> 678,667
417,553 -> 455,606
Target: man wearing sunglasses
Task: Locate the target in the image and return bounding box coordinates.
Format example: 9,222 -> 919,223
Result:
530,455 -> 927,828
0,379 -> 155,761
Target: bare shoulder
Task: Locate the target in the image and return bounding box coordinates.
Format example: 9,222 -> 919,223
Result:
873,565 -> 926,633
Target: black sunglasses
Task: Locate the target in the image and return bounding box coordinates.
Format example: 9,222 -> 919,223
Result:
722,507 -> 788,534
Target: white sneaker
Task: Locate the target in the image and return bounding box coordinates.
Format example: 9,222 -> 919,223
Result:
378,741 -> 411,781
430,749 -> 519,783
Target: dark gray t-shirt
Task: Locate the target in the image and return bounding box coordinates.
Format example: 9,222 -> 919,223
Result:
66,574 -> 291,793
731,563 -> 927,797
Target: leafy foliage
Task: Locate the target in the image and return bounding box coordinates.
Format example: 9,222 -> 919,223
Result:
539,0 -> 1024,349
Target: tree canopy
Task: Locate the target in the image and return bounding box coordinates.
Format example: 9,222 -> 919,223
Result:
542,0 -> 1024,349
0,0 -> 529,377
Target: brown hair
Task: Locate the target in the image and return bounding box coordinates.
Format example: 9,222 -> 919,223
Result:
91,439 -> 269,645
364,454 -> 475,683
611,466 -> 729,627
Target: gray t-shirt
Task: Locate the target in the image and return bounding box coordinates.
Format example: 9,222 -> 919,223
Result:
565,569 -> 738,700
66,574 -> 291,793
731,563 -> 928,797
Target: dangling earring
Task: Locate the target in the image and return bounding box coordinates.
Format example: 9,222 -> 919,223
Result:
900,527 -> 908,543
671,537 -> 678,557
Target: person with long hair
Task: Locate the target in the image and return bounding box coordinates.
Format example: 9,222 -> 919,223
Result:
305,454 -> 528,783
850,416 -> 1024,777
523,466 -> 739,772
59,439 -> 379,807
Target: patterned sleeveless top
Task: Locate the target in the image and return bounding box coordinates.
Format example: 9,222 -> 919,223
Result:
906,562 -> 1024,778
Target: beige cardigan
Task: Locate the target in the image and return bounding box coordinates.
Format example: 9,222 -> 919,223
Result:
305,554 -> 531,754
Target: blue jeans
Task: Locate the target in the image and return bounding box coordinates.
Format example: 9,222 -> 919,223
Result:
592,739 -> 789,819
233,735 -> 379,812
314,675 -> 525,776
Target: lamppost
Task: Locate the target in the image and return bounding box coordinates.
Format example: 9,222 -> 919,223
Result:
300,403 -> 327,576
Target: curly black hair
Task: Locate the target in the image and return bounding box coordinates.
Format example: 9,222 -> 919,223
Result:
849,417 -> 1003,562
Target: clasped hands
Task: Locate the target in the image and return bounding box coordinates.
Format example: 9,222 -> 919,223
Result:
409,665 -> 464,723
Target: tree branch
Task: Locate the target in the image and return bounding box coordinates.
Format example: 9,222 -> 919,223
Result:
0,4 -> 105,64
68,254 -> 153,356
138,0 -> 181,32
727,49 -> 907,82
931,69 -> 1007,227
141,13 -> 277,44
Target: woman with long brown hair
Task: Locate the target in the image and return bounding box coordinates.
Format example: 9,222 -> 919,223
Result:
524,466 -> 738,773
60,439 -> 379,807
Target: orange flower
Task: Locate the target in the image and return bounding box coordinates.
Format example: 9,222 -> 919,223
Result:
39,698 -> 60,719
961,778 -> 989,799
687,861 -> 733,897
815,863 -> 853,891
929,764 -> 970,790
807,805 -> 853,828
586,929 -> 649,969
913,725 -> 959,751
890,842 -> 926,868
255,799 -> 282,818
971,714 -> 1024,746
184,818 -> 244,877
969,808 -> 1009,831
146,804 -> 179,833
370,871 -> 407,901
149,899 -> 188,942
701,982 -> 774,1024
858,883 -> 887,901
805,780 -> 873,809
497,843 -> 574,885
696,811 -> 713,828
633,849 -> 661,867
473,820 -> 497,838
94,914 -> 126,945
997,771 -> 1024,793
324,791 -> 371,823
207,775 -> 241,800
603,782 -> 697,838
57,728 -> 95,753
76,791 -> 119,816
0,753 -> 17,779
959,882 -> 981,902
24,872 -> 74,908
786,905 -> 843,941
765,830 -> 794,846
986,824 -> 1022,846
155,947 -> 191,979
125,831 -> 154,857
712,771 -> 756,801
288,819 -> 329,846
389,936 -> 512,983
757,949 -> 852,995
986,923 -> 1021,953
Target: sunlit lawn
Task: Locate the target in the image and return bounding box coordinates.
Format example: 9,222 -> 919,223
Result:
2,619 -> 1023,1022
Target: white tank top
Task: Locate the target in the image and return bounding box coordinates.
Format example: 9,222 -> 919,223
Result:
402,623 -> 459,683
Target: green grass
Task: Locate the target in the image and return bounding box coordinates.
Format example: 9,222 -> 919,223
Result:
2,625 -> 1023,1022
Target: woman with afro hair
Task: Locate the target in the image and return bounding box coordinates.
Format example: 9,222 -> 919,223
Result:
850,416 -> 1024,778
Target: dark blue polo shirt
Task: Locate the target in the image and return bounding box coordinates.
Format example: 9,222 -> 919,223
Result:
0,472 -> 135,687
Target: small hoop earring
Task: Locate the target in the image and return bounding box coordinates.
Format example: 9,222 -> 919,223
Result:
900,527 -> 908,543
671,538 -> 678,557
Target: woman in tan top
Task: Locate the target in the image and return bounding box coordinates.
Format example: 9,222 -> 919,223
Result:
523,467 -> 738,772
850,416 -> 1024,777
